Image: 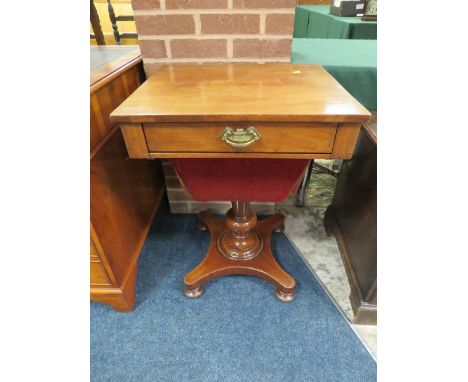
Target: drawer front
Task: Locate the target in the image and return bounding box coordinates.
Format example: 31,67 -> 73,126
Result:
90,261 -> 112,286
143,122 -> 337,154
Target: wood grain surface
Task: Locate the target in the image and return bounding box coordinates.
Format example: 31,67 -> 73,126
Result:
113,63 -> 370,305
111,64 -> 371,123
143,122 -> 338,154
90,47 -> 165,312
90,46 -> 141,91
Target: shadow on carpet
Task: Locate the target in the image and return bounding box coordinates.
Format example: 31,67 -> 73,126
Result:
91,200 -> 376,382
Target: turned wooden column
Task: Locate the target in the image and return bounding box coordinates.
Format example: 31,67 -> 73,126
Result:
90,0 -> 105,45
218,201 -> 263,261
184,201 -> 296,302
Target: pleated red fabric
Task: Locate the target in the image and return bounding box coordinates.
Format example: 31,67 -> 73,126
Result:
171,158 -> 310,202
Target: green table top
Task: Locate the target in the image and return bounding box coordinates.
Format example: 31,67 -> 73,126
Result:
294,5 -> 377,39
291,39 -> 377,110
292,38 -> 376,67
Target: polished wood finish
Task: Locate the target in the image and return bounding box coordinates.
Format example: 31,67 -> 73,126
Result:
331,122 -> 363,158
119,121 -> 361,160
91,224 -> 118,286
90,261 -> 112,286
143,122 -> 337,155
91,0 -> 106,45
148,152 -> 333,159
90,46 -> 165,311
185,203 -> 296,302
111,64 -> 371,124
324,114 -> 377,324
90,46 -> 141,91
217,201 -> 264,261
91,264 -> 139,312
121,123 -> 149,158
91,129 -> 164,311
90,237 -> 99,260
112,64 -> 370,302
112,64 -> 368,160
90,47 -> 142,152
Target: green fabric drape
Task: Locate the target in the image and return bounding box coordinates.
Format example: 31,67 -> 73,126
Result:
291,39 -> 377,111
293,5 -> 377,40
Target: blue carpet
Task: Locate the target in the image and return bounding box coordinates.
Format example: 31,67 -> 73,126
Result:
91,200 -> 376,382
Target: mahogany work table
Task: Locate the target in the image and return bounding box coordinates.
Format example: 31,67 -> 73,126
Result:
111,64 -> 370,302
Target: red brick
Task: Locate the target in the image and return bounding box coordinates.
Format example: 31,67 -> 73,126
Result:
166,0 -> 228,8
233,0 -> 296,8
131,0 -> 161,10
139,40 -> 167,58
233,38 -> 291,57
171,39 -> 227,58
201,14 -> 260,34
265,14 -> 295,34
135,15 -> 195,35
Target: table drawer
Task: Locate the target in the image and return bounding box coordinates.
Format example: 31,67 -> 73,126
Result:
90,260 -> 112,286
143,122 -> 337,154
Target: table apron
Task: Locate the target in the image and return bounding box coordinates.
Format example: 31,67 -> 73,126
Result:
120,122 -> 362,160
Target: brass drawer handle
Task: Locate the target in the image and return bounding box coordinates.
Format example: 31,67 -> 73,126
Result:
220,127 -> 261,148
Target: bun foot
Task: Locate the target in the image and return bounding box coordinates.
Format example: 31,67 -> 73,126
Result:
275,288 -> 296,302
185,206 -> 296,303
184,285 -> 204,298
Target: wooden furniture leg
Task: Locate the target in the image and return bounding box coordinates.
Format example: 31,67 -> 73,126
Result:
107,0 -> 121,45
184,201 -> 296,302
90,0 -> 105,45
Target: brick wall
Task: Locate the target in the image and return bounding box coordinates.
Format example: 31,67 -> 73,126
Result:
132,0 -> 298,213
132,0 -> 297,75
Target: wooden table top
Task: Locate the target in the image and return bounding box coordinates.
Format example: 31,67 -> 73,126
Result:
110,64 -> 371,124
90,45 -> 141,92
364,112 -> 377,144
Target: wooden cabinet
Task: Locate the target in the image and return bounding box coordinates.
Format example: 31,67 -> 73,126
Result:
325,115 -> 377,324
90,260 -> 112,286
90,46 -> 165,311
